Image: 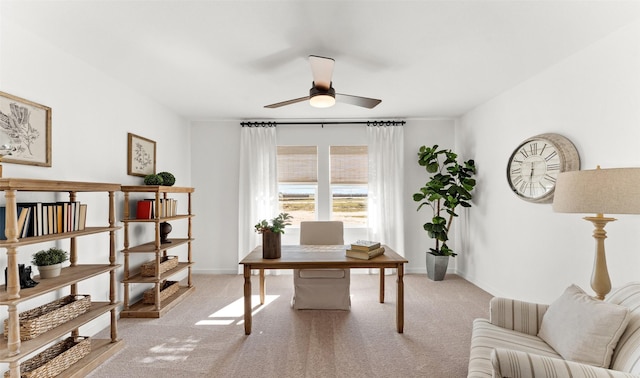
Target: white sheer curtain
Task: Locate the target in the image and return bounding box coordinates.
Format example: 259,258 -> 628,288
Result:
238,125 -> 278,273
367,125 -> 405,256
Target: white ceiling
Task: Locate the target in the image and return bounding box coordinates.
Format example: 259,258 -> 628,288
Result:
3,1 -> 640,121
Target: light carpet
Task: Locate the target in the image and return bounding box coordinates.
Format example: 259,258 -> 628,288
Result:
86,273 -> 492,378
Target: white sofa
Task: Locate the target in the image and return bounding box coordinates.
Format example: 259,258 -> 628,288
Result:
468,282 -> 640,377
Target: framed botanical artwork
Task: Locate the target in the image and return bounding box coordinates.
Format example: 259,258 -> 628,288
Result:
0,91 -> 52,167
127,133 -> 156,177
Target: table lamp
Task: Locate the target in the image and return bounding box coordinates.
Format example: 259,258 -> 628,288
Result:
553,166 -> 640,299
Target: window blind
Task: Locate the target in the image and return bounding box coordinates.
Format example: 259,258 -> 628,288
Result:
330,146 -> 368,184
277,146 -> 318,183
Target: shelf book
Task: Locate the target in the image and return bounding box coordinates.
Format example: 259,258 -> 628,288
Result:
0,202 -> 87,239
346,246 -> 385,260
136,198 -> 178,219
136,200 -> 153,219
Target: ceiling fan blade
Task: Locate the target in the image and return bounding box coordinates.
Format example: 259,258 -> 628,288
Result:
335,93 -> 382,109
309,55 -> 334,90
264,96 -> 310,109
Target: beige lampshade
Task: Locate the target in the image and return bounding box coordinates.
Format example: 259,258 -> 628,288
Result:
553,168 -> 640,214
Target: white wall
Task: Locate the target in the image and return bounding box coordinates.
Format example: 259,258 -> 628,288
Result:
457,19 -> 640,303
0,16 -> 191,336
190,119 -> 456,274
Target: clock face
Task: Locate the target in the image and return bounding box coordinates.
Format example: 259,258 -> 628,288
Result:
508,133 -> 580,203
507,139 -> 562,202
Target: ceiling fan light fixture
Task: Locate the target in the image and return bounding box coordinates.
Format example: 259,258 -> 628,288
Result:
309,94 -> 335,108
309,84 -> 336,108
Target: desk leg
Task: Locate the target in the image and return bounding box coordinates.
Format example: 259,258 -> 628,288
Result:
260,268 -> 265,305
379,268 -> 385,303
243,265 -> 252,335
396,264 -> 404,333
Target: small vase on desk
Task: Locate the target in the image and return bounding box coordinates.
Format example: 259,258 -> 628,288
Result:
262,230 -> 281,259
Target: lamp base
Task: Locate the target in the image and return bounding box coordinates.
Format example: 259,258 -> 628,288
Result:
583,215 -> 616,300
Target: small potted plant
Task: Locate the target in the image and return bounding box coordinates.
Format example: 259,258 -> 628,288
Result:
31,247 -> 69,278
413,145 -> 476,281
254,213 -> 293,259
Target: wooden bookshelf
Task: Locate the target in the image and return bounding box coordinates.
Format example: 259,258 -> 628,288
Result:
120,185 -> 195,318
0,178 -> 123,378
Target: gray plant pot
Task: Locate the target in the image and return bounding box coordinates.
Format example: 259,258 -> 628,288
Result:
37,263 -> 62,279
426,253 -> 449,281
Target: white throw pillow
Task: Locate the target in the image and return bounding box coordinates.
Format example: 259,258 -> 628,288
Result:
538,284 -> 630,368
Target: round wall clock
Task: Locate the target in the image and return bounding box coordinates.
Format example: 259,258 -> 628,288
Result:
506,133 -> 580,203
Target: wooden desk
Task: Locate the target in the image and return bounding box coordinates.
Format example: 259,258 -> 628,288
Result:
239,245 -> 408,335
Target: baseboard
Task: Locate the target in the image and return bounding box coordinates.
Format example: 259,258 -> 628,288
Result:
193,268 -> 238,275
453,268 -> 503,297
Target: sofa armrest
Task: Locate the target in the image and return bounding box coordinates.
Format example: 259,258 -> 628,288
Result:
491,348 -> 637,378
489,297 -> 548,336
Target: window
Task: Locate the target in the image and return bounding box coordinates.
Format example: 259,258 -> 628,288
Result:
330,146 -> 368,227
277,145 -> 368,227
277,146 -> 317,226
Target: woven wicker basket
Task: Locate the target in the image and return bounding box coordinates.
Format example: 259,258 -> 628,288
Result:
143,281 -> 179,304
4,336 -> 91,378
140,255 -> 179,277
3,295 -> 91,341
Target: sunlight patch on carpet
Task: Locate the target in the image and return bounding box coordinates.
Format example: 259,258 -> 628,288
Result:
138,336 -> 200,364
194,295 -> 279,326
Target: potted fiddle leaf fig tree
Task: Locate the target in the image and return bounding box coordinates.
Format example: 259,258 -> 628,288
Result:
413,145 -> 476,281
254,213 -> 293,259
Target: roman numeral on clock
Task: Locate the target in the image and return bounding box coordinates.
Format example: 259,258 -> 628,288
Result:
542,174 -> 556,184
547,163 -> 560,171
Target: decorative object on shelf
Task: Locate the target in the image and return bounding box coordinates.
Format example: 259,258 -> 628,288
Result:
3,294 -> 90,341
160,221 -> 172,244
143,173 -> 163,185
157,171 -> 176,186
4,264 -> 38,290
142,280 -> 179,304
507,133 -> 580,203
4,336 -> 91,378
254,213 -> 293,259
413,144 -> 476,281
127,132 -> 156,177
140,255 -> 178,277
31,247 -> 69,278
553,166 -> 640,300
0,90 -> 52,168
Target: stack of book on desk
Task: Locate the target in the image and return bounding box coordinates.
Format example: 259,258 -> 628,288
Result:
346,240 -> 385,260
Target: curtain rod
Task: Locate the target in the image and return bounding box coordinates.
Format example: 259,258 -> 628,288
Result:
240,120 -> 405,128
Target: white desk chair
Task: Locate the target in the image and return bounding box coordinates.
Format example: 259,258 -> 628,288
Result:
292,221 -> 351,310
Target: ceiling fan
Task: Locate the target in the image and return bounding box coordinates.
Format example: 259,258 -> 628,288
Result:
264,55 -> 382,109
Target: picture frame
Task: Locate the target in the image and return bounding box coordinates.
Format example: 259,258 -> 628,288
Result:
0,91 -> 52,167
127,133 -> 156,177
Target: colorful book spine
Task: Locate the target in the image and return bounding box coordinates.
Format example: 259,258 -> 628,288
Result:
136,200 -> 153,219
